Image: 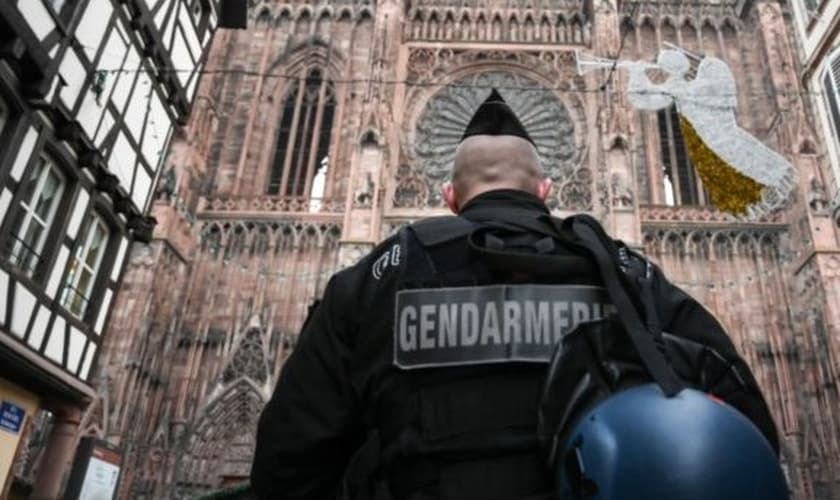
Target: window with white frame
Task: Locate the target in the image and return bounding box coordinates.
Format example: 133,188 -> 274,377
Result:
823,49 -> 840,147
44,0 -> 79,25
60,213 -> 109,319
4,156 -> 66,277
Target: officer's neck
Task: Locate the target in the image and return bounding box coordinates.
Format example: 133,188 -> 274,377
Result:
458,188 -> 548,215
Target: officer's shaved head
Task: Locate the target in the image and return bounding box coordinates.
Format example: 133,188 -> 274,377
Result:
444,135 -> 549,212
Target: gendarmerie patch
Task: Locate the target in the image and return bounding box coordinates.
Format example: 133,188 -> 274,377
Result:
394,285 -> 615,369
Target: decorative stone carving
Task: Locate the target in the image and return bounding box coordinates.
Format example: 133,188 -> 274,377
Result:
611,170 -> 634,208
406,69 -> 590,209
222,325 -> 269,385
404,3 -> 590,44
642,227 -> 783,259
639,205 -> 785,225
338,243 -> 373,269
201,194 -> 345,214
382,220 -> 414,240
808,176 -> 829,215
557,165 -> 593,210
354,172 -> 375,208
619,0 -> 739,20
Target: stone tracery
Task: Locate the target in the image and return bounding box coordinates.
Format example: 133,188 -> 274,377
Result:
401,58 -> 590,209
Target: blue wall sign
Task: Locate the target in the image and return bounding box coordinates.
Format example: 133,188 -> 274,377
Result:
0,401 -> 26,434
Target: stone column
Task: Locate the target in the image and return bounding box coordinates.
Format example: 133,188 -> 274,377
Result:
30,404 -> 82,500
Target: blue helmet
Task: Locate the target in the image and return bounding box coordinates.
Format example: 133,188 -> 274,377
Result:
557,384 -> 788,500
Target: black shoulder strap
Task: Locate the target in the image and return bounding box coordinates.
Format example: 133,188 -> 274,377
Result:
558,214 -> 685,397
467,227 -> 597,277
409,216 -> 475,247
400,217 -> 486,284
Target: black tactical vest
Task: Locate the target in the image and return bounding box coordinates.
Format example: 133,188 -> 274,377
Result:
343,210 -> 778,500
366,213 -> 606,500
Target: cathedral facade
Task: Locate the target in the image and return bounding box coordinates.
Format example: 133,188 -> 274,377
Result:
91,0 -> 840,497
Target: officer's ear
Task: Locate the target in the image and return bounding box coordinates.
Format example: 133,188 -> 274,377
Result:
442,182 -> 459,214
537,178 -> 552,201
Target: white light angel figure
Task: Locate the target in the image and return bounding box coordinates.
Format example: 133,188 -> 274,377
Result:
622,49 -> 796,217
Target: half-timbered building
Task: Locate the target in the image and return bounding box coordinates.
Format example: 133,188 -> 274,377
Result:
0,0 -> 240,497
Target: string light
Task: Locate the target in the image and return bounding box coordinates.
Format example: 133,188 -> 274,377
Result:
81,65 -> 835,101
77,39 -> 828,101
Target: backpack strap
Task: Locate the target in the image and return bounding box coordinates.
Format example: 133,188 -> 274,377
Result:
557,214 -> 685,397
409,216 -> 475,247
400,216 -> 488,285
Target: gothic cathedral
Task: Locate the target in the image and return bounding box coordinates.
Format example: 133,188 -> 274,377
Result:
89,0 -> 840,497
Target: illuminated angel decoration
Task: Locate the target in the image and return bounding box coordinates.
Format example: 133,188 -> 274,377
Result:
601,49 -> 796,217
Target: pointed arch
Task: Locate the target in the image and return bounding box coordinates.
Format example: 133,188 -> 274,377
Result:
250,224 -> 271,257
663,230 -> 686,257
540,14 -> 552,42
201,223 -> 223,257
638,16 -> 656,56
555,14 -> 568,44
509,13 -> 520,42
799,139 -> 818,155
620,16 -> 635,41
476,13 -> 488,40
358,8 -> 374,22
460,11 -> 472,40
660,17 -> 678,45
736,233 -> 758,258
177,379 -> 267,490
427,11 -> 440,39
687,230 -> 711,260
712,232 -> 732,261
412,9 -> 425,39
759,233 -> 779,259
523,14 -> 535,42
295,8 -> 312,37
222,322 -> 270,385
360,129 -> 380,147
491,13 -> 504,40
443,10 -> 456,39
680,18 -> 699,51
267,66 -> 337,199
255,8 -> 272,28
570,13 -> 585,44
701,19 -> 719,56
276,8 -> 292,29
223,224 -> 248,260
316,10 -> 332,39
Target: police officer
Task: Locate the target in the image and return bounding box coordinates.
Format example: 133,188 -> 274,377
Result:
251,90 -> 778,500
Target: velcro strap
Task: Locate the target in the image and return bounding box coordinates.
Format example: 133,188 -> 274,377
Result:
410,216 -> 476,247
564,216 -> 684,396
468,229 -> 597,277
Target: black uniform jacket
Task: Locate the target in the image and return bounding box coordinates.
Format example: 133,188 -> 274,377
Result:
251,189 -> 778,500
